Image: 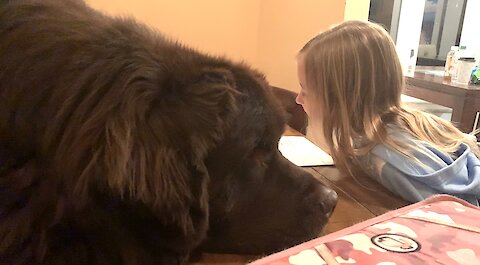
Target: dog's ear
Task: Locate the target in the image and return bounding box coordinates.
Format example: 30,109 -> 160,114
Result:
100,66 -> 239,238
44,65 -> 238,255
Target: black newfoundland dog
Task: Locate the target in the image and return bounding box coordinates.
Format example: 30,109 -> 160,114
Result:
0,1 -> 337,264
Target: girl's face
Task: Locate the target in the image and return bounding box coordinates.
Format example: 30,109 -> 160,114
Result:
296,56 -> 330,153
295,57 -> 313,117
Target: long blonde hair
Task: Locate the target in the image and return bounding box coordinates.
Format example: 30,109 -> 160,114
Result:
299,20 -> 480,175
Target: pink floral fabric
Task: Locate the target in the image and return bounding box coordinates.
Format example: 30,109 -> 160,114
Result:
250,195 -> 480,265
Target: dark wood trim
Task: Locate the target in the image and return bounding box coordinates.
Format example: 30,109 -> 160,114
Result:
404,67 -> 480,133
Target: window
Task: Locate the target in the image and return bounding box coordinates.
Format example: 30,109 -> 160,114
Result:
369,0 -> 467,66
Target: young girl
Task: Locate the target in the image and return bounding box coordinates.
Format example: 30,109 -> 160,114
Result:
295,20 -> 480,205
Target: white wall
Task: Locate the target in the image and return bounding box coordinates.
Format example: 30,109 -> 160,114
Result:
344,0 -> 371,21
460,0 -> 480,64
395,0 -> 426,76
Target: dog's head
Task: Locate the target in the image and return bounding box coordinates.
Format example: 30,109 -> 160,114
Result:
0,0 -> 337,263
199,65 -> 337,254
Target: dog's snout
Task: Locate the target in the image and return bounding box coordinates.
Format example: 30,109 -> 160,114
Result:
320,187 -> 337,217
296,171 -> 338,217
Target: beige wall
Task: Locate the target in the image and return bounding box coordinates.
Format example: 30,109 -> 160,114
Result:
257,0 -> 345,92
86,0 -> 346,92
86,0 -> 261,66
344,0 -> 371,21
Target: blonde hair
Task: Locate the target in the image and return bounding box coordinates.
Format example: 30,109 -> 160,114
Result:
299,20 -> 480,175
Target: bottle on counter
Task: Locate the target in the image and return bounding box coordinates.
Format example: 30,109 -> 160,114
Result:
406,49 -> 416,77
451,45 -> 467,82
455,57 -> 476,84
444,46 -> 458,81
470,65 -> 480,85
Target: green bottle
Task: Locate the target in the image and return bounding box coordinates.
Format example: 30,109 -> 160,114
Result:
471,65 -> 480,85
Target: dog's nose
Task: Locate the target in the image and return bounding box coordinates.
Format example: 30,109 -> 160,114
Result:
320,187 -> 337,217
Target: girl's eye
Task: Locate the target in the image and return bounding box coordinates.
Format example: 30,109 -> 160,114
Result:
300,89 -> 307,97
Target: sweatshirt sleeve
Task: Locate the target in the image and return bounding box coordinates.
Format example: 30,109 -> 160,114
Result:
362,143 -> 480,206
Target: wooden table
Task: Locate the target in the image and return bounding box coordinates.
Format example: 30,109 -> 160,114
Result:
189,127 -> 408,265
404,66 -> 480,133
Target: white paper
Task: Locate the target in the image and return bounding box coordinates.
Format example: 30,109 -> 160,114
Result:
278,136 -> 334,167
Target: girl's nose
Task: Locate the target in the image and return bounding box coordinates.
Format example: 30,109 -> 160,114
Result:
295,92 -> 303,105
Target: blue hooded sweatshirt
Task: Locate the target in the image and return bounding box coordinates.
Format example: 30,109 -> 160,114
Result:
359,128 -> 480,206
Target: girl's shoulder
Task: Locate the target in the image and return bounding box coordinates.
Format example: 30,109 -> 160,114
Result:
370,127 -> 479,177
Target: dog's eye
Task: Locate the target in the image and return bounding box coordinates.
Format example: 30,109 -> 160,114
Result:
257,139 -> 274,150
